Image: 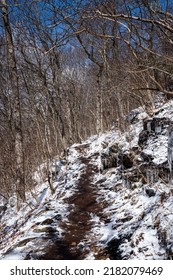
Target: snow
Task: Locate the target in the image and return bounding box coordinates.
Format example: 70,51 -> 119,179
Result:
0,99 -> 173,260
143,135 -> 168,165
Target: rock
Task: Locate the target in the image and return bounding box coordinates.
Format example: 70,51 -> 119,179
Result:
34,208 -> 49,217
145,165 -> 158,184
123,177 -> 132,189
9,196 -> 17,208
15,237 -> 36,248
126,111 -> 139,123
100,144 -> 121,171
138,130 -> 149,147
122,168 -> 142,189
158,166 -> 170,183
143,117 -> 170,135
109,144 -> 119,153
53,214 -> 62,221
106,238 -> 123,260
101,141 -> 108,149
118,152 -> 133,170
40,218 -> 53,225
140,152 -> 153,162
0,205 -> 7,213
33,226 -> 56,233
120,215 -> 133,223
101,152 -> 117,170
24,253 -> 32,260
145,188 -> 155,197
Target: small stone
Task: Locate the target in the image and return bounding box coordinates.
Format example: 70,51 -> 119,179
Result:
145,188 -> 155,197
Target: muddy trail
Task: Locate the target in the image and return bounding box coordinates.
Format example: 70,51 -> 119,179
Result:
41,145 -> 108,260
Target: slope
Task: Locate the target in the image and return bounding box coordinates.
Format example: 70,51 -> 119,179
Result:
0,99 -> 173,260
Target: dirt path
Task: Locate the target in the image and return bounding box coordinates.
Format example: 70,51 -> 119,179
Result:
41,145 -> 108,259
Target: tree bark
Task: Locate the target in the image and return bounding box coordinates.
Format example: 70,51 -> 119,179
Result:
96,66 -> 104,134
1,0 -> 25,208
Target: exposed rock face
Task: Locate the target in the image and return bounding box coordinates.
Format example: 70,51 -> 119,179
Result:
138,117 -> 170,147
118,153 -> 133,169
101,144 -> 119,170
100,144 -> 134,173
143,117 -> 170,134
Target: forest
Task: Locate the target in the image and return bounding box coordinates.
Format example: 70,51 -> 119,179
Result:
0,0 -> 173,209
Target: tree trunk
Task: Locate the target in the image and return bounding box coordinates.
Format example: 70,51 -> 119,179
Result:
1,0 -> 25,208
96,67 -> 104,134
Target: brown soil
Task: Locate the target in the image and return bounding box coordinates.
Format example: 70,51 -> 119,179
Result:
41,144 -> 108,260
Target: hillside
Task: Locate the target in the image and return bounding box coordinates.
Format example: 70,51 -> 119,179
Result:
0,99 -> 173,260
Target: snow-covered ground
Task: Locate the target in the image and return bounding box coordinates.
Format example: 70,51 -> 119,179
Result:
0,100 -> 173,260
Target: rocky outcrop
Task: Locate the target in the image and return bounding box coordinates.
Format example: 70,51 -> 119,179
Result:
101,144 -> 119,171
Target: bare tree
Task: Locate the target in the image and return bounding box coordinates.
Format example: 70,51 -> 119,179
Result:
1,0 -> 25,208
